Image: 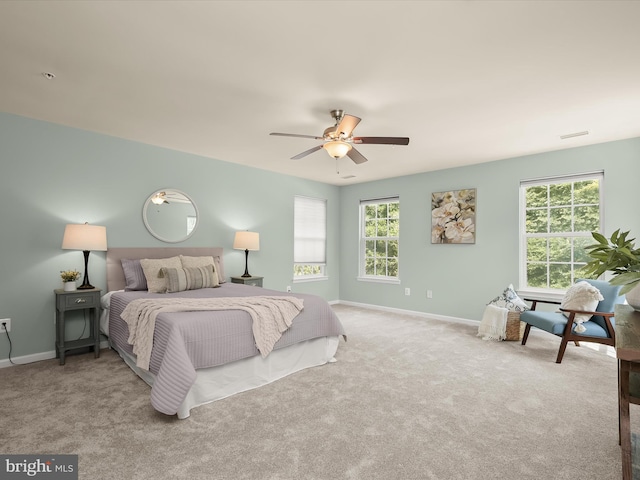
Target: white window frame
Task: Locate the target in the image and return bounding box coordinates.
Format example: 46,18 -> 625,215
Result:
518,171 -> 604,299
358,196 -> 400,284
293,195 -> 327,283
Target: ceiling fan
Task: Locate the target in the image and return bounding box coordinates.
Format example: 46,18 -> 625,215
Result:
150,190 -> 190,205
270,109 -> 410,164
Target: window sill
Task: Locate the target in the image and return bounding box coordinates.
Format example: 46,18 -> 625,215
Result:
357,276 -> 401,285
516,288 -> 565,303
293,276 -> 328,284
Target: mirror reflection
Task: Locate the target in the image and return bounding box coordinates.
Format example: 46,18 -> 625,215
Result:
143,189 -> 198,243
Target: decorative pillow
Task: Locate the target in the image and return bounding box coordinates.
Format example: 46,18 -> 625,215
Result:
180,255 -> 226,284
488,284 -> 529,312
140,256 -> 182,293
161,265 -> 220,293
560,281 -> 603,327
121,259 -> 148,291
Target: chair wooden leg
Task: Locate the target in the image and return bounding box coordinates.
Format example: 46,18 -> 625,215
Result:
521,324 -> 531,345
556,338 -> 569,363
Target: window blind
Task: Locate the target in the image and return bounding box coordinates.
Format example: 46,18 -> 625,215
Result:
294,196 -> 326,264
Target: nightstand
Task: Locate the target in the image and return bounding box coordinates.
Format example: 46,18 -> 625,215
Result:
54,288 -> 101,365
230,276 -> 263,287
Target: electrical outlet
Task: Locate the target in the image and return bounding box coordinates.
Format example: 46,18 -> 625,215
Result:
286,286 -> 292,293
0,318 -> 11,333
427,290 -> 433,299
405,288 -> 410,296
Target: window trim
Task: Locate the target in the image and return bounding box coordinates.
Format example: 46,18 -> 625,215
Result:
518,171 -> 604,296
358,196 -> 400,283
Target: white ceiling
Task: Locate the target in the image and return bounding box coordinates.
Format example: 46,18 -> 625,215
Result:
1,1 -> 640,186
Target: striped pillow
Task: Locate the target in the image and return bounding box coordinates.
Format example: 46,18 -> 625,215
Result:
160,265 -> 220,293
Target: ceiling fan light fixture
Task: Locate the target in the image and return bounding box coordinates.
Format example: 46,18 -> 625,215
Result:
151,192 -> 166,205
323,140 -> 352,159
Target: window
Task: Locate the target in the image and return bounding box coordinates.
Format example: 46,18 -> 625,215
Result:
359,197 -> 400,282
293,195 -> 326,280
520,172 -> 603,292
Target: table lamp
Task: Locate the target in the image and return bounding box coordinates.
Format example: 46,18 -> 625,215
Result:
62,223 -> 108,289
233,231 -> 259,277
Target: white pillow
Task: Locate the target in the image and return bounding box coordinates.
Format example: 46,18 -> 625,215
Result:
560,281 -> 603,324
488,284 -> 529,312
140,256 -> 182,293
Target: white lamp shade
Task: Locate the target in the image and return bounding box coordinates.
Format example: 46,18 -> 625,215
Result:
233,231 -> 260,251
62,224 -> 108,251
323,140 -> 352,159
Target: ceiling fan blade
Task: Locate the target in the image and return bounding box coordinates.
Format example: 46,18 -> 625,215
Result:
352,136 -> 410,145
270,132 -> 323,140
347,147 -> 368,164
291,144 -> 323,160
336,114 -> 361,138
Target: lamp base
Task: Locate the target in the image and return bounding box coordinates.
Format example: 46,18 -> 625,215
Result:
78,250 -> 95,290
241,249 -> 251,277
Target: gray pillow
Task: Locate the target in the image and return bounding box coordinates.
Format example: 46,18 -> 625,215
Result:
121,259 -> 148,291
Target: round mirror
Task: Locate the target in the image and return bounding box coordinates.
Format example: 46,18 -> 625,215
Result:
143,189 -> 199,243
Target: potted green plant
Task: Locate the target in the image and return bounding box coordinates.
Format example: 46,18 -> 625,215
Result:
60,269 -> 81,292
583,229 -> 640,309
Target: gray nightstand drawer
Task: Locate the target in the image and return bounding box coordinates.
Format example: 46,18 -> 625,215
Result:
56,291 -> 99,310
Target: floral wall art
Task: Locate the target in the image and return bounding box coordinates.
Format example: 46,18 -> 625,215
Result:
431,188 -> 476,244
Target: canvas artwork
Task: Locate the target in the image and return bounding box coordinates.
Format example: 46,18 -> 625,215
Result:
431,189 -> 476,244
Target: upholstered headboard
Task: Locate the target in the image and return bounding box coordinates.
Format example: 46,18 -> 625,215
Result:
106,247 -> 224,292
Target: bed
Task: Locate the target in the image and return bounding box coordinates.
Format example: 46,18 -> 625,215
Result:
102,247 -> 346,419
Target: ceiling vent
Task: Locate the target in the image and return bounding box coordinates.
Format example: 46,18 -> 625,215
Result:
560,131 -> 589,140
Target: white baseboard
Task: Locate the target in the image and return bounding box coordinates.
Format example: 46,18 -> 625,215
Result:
333,300 -> 556,340
0,340 -> 110,369
334,300 -> 479,326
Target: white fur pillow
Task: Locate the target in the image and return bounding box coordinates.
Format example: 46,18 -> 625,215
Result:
560,281 -> 603,324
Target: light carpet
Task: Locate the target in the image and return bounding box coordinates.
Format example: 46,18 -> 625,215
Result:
0,304 -> 633,479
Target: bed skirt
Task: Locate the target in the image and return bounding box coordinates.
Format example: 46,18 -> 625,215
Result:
109,335 -> 340,419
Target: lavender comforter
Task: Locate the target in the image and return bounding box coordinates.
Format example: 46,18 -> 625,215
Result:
108,283 -> 345,415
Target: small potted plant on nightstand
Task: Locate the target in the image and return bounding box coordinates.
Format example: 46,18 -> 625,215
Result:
60,269 -> 81,292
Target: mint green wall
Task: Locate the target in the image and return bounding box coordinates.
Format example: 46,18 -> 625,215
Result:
0,112 -> 340,360
339,138 -> 640,320
1,109 -> 638,362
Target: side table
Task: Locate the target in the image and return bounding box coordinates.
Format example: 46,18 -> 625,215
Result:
54,288 -> 101,365
230,276 -> 263,287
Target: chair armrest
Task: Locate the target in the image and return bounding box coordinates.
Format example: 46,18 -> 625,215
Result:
523,298 -> 561,305
558,307 -> 615,318
523,297 -> 561,311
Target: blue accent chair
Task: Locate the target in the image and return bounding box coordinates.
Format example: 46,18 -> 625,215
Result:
520,279 -> 624,363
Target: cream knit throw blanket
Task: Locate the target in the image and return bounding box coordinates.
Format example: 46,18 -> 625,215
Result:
121,296 -> 304,370
477,304 -> 508,341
